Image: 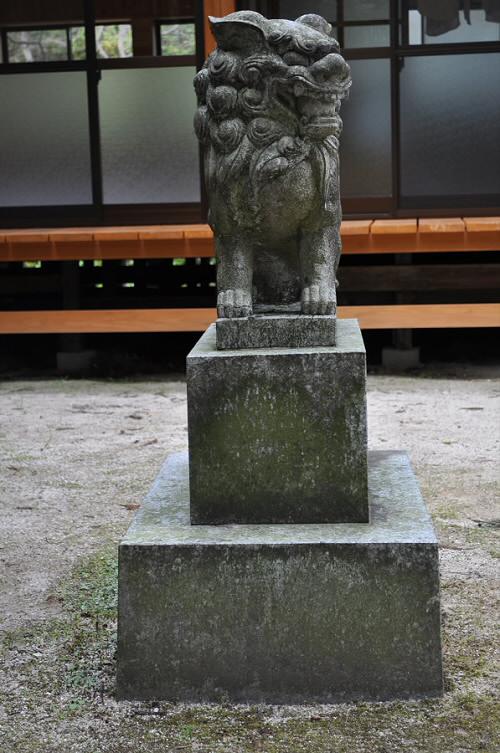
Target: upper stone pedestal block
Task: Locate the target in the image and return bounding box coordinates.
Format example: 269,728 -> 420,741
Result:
187,318 -> 368,525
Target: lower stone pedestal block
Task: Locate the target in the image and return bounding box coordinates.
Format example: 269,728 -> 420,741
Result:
117,450 -> 443,703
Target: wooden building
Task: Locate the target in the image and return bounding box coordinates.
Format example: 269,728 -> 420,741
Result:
0,1 -> 499,362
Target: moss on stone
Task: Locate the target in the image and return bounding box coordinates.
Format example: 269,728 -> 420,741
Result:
1,541 -> 497,752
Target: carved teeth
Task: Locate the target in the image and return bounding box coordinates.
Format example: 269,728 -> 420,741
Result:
294,83 -> 305,97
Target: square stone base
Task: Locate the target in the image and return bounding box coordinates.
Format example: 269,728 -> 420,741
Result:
117,451 -> 443,703
187,319 -> 368,524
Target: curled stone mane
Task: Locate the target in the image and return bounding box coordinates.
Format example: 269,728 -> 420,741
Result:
194,13 -> 350,211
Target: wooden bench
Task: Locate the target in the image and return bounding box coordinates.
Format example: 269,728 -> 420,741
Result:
1,218 -> 499,334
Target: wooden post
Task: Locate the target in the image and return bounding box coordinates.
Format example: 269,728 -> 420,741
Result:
203,0 -> 236,57
392,253 -> 415,350
60,261 -> 81,354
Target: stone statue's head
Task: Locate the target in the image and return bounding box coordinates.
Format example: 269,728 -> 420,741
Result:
194,12 -> 351,151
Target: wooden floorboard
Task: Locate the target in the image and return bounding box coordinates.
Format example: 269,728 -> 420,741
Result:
1,218 -> 499,261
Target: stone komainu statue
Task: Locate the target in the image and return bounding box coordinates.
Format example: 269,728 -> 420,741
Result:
194,11 -> 351,318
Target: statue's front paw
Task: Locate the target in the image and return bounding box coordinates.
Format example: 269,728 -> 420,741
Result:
301,284 -> 336,315
217,289 -> 252,318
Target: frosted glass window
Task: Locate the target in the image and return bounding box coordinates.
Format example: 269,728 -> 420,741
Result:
344,24 -> 390,47
425,11 -> 500,43
100,67 -> 200,203
410,10 -> 500,44
400,54 -> 500,197
408,10 -> 423,45
0,73 -> 92,207
344,1 -> 389,21
340,59 -> 392,197
278,2 -> 337,22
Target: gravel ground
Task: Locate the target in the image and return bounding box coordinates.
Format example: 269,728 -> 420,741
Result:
0,368 -> 499,752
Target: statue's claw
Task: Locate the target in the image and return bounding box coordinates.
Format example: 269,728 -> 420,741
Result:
217,289 -> 252,318
301,284 -> 336,315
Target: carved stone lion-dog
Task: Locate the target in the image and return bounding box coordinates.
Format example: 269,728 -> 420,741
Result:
194,11 -> 351,318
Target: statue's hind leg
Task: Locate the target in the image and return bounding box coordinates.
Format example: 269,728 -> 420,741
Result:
299,225 -> 339,315
216,235 -> 254,318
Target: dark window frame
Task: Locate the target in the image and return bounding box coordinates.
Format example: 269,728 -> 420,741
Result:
0,0 -> 203,228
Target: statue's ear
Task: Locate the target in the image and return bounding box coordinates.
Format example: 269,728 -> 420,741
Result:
209,15 -> 267,52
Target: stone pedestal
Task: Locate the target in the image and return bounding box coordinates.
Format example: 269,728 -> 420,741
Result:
117,315 -> 442,703
187,320 -> 368,524
117,450 -> 442,703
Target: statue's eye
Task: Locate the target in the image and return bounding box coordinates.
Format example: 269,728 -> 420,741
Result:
316,40 -> 340,57
268,31 -> 291,45
297,39 -> 316,54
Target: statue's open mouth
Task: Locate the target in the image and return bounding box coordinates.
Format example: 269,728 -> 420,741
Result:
273,70 -> 347,137
291,75 -> 349,101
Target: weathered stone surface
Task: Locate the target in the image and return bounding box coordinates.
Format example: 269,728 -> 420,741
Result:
117,450 -> 443,703
216,312 -> 336,350
193,12 -> 351,318
187,319 -> 368,524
